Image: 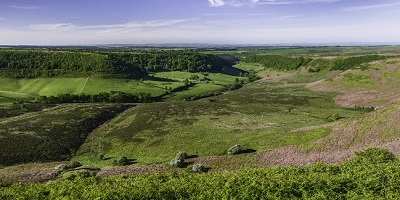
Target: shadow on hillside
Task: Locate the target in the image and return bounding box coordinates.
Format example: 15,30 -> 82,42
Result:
239,149 -> 257,154
143,76 -> 179,82
203,167 -> 212,173
182,161 -> 194,168
186,155 -> 198,159
219,66 -> 246,76
127,158 -> 138,165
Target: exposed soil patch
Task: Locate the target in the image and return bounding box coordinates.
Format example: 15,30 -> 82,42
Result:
97,164 -> 169,178
0,162 -> 62,184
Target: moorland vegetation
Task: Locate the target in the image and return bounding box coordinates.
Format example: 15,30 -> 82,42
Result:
1,46 -> 400,199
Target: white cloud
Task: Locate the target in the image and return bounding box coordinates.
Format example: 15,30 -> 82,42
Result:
341,2 -> 400,12
208,0 -> 225,7
1,15 -> 399,45
88,18 -> 197,32
208,0 -> 341,7
29,23 -> 76,31
27,18 -> 197,34
9,5 -> 40,10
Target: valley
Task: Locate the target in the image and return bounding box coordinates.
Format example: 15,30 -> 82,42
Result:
1,46 -> 400,198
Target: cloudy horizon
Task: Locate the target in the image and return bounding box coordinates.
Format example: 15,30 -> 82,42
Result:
1,0 -> 400,45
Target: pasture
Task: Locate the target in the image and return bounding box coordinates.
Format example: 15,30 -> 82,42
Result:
0,71 -> 243,103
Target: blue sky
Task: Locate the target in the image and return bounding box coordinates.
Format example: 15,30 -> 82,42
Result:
0,0 -> 399,45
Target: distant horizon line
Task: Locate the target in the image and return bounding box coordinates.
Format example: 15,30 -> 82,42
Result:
1,42 -> 400,48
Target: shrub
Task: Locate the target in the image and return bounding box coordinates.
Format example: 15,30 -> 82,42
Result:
351,148 -> 397,165
98,153 -> 104,161
189,74 -> 200,80
176,151 -> 188,160
227,144 -> 242,155
170,158 -> 184,168
55,164 -> 69,171
113,156 -> 129,166
192,164 -> 207,173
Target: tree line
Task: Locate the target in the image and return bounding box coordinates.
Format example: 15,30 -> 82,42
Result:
36,91 -> 152,104
330,55 -> 388,71
0,50 -> 232,78
242,55 -> 312,71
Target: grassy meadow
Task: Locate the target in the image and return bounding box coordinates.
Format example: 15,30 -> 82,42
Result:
0,71 -> 243,103
74,78 -> 367,166
0,77 -> 167,102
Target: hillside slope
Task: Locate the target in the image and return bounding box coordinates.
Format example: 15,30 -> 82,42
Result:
0,104 -> 128,165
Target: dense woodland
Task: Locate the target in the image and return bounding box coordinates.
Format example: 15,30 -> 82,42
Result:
242,55 -> 312,70
0,50 -> 232,78
330,55 -> 388,70
243,54 -> 389,72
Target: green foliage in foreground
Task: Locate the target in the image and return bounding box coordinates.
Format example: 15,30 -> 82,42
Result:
2,148 -> 400,199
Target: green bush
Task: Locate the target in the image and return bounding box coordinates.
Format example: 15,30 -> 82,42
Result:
192,164 -> 207,173
348,148 -> 397,165
113,156 -> 129,166
54,164 -> 69,171
227,144 -> 242,155
175,151 -> 188,160
98,153 -> 104,161
169,158 -> 184,168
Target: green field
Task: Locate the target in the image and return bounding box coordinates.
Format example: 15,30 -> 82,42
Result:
153,71 -> 246,101
0,77 -> 167,99
0,71 -> 243,103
